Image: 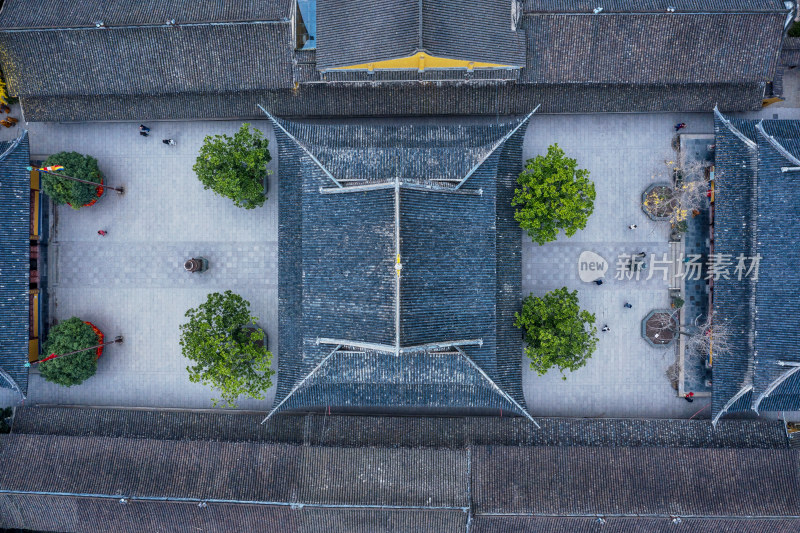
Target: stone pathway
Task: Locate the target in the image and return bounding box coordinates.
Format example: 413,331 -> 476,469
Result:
53,242 -> 277,288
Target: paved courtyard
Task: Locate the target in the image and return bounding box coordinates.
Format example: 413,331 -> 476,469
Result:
521,113 -> 712,419
25,119 -> 279,410
16,112 -> 720,419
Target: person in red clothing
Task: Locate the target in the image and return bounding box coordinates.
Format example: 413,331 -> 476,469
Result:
684,391 -> 695,403
97,230 -> 107,236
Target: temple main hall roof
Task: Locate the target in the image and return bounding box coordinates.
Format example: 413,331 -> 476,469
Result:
270,112 -> 532,420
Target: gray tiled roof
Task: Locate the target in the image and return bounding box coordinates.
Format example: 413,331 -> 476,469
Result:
316,0 -> 526,70
713,113 -> 800,420
0,21 -> 294,97
0,131 -> 30,395
1,426 -> 798,532
711,111 -> 758,422
0,0 -> 293,27
0,0 -> 783,119
471,446 -> 800,515
751,122 -> 800,412
274,117 -> 528,417
472,516 -> 800,532
15,83 -> 767,123
520,11 -> 785,84
0,495 -> 468,533
524,0 -> 787,12
10,406 -> 791,449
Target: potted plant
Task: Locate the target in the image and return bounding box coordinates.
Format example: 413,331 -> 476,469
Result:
193,124 -> 271,209
180,290 -> 274,407
40,152 -> 104,209
38,317 -> 103,386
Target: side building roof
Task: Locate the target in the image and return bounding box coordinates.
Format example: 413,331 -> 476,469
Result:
0,407 -> 798,533
0,0 -> 786,120
272,114 -> 530,419
0,130 -> 30,397
0,0 -> 295,97
520,8 -> 785,84
712,111 -> 800,421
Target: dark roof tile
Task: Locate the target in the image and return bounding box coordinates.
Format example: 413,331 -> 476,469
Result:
317,0 -> 525,70
521,12 -> 784,84
0,131 -> 30,395
0,23 -> 294,97
0,0 -> 292,27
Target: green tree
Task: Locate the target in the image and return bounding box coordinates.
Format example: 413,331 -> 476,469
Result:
193,124 -> 271,209
39,317 -> 100,386
515,287 -> 598,379
41,152 -> 103,208
180,291 -> 274,407
513,144 -> 595,245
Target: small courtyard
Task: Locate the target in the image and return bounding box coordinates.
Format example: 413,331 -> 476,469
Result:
14,112 -> 724,418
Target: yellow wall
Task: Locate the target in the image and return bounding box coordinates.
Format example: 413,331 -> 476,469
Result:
332,52 -> 513,71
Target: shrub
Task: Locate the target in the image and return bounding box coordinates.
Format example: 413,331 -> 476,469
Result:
515,287 -> 598,379
39,317 -> 99,386
789,21 -> 800,38
193,124 -> 271,209
41,152 -> 103,208
180,291 -> 274,407
513,144 -> 595,245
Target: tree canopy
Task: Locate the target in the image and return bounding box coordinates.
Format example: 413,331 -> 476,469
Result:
193,124 -> 271,209
41,152 -> 102,208
514,287 -> 598,379
180,290 -> 274,407
39,317 -> 100,386
513,144 -> 595,245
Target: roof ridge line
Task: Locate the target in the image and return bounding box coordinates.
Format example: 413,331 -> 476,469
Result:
712,383 -> 752,426
755,120 -> 800,166
261,345 -> 341,424
259,106 -> 344,188
454,347 -> 539,427
713,106 -> 757,150
454,106 -> 538,189
0,19 -> 290,33
752,364 -> 800,414
0,129 -> 27,163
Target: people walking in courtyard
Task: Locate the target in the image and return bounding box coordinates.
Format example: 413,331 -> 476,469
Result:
97,230 -> 107,236
629,224 -> 637,230
601,325 -> 610,332
675,122 -> 687,131
594,279 -> 604,286
624,302 -> 632,308
162,138 -> 176,146
684,391 -> 695,403
139,124 -> 150,133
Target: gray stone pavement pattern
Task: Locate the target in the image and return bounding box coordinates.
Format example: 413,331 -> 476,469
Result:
24,119 -> 279,410
521,113 -> 713,419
